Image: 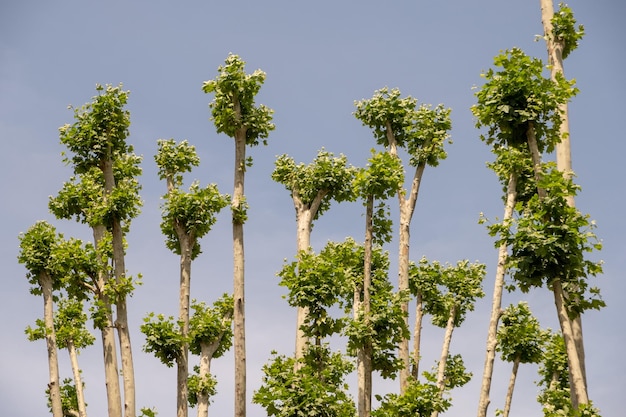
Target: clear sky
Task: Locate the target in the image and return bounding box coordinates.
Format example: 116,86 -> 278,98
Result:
1,1 -> 624,416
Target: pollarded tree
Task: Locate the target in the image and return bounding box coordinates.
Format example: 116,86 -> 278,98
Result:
188,294 -> 234,417
50,84 -> 143,417
410,259 -> 485,417
272,149 -> 356,362
27,296 -> 95,417
472,47 -> 599,415
540,1 -> 588,403
155,138 -> 229,417
202,54 -> 275,417
354,88 -> 452,391
495,302 -> 548,417
351,150 -> 404,417
18,221 -> 67,417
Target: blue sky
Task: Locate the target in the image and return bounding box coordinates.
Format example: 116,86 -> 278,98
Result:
1,1 -> 623,416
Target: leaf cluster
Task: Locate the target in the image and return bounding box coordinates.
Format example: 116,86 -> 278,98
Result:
272,149 -> 357,221
373,377 -> 450,417
188,294 -> 234,359
354,88 -> 451,167
59,84 -> 131,174
187,366 -> 218,407
496,302 -> 547,364
472,48 -> 577,153
202,53 -> 275,145
155,139 -> 200,187
253,345 -> 355,417
551,3 -> 585,59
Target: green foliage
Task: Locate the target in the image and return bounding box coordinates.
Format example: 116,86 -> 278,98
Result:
202,53 -> 275,146
422,354 -> 472,391
187,366 -> 218,407
27,297 -> 95,350
373,377 -> 450,417
188,294 -> 234,359
472,48 -> 577,153
503,168 -> 603,302
46,378 -> 83,417
496,302 -> 547,364
486,145 -> 536,205
354,88 -> 452,167
140,313 -> 184,367
155,139 -> 200,187
272,149 -> 357,221
409,258 -> 486,328
253,345 -> 356,417
139,407 -> 158,417
231,195 -> 249,224
551,3 -> 585,59
59,84 -> 131,174
160,182 -> 229,259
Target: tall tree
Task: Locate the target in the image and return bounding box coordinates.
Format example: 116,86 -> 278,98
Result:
495,302 -> 547,417
539,1 -> 588,403
18,221 -> 66,417
202,54 -> 275,417
473,48 -> 603,412
354,88 -> 452,391
155,138 -> 229,417
49,83 -> 142,417
271,149 -> 356,362
352,150 -> 404,417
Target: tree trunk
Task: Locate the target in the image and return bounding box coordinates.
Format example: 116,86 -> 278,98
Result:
232,107 -> 247,417
93,225 -> 123,417
177,234 -> 193,417
103,156 -> 136,417
526,121 -> 588,408
431,306 -> 456,417
477,173 -> 517,417
197,340 -> 220,417
357,195 -> 374,417
40,272 -> 64,417
67,341 -> 88,417
539,0 -> 587,400
502,357 -> 521,417
386,121 -> 427,393
411,292 -> 424,379
294,207 -> 313,366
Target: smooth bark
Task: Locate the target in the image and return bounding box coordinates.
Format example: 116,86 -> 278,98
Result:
431,306 -> 456,417
540,0 -> 587,400
501,357 -> 520,417
67,341 -> 88,417
177,235 -> 193,417
476,173 -> 517,417
40,271 -> 64,417
411,291 -> 424,379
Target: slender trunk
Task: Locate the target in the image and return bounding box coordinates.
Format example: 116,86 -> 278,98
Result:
177,235 -> 193,417
431,306 -> 456,417
232,104 -> 247,417
93,225 -> 123,417
477,173 -> 518,417
294,208 -> 313,366
103,157 -> 135,417
540,0 -> 587,397
387,121 -> 428,392
553,279 -> 588,407
358,195 -> 374,417
67,341 -> 88,417
526,121 -> 588,407
502,357 -> 521,417
411,291 -> 424,379
197,340 -> 221,417
40,273 -> 64,417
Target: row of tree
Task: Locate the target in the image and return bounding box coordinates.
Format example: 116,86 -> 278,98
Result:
18,2 -> 604,416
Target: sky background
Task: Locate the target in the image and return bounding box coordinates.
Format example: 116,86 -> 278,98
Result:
1,1 -> 624,416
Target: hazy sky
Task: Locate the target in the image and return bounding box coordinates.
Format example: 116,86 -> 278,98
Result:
1,1 -> 624,416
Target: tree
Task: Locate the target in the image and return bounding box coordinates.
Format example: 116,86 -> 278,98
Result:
473,48 -> 603,412
351,150 -> 404,417
271,149 -> 356,363
18,221 -> 67,417
155,138 -> 229,417
49,84 -> 143,417
539,1 -> 588,405
410,259 -> 485,417
495,302 -> 547,417
354,88 -> 452,391
202,53 -> 275,417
